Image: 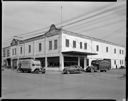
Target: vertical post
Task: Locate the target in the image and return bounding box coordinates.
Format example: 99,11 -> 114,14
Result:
33,41 -> 35,60
84,56 -> 87,70
44,33 -> 47,69
78,56 -> 80,66
61,5 -> 62,28
11,59 -> 13,70
60,53 -> 64,71
45,57 -> 47,68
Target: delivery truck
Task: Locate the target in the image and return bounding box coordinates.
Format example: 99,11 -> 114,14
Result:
86,59 -> 111,72
17,59 -> 45,74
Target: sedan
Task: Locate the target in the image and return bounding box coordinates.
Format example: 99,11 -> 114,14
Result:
62,65 -> 83,74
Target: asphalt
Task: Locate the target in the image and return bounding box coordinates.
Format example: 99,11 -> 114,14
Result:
2,69 -> 126,100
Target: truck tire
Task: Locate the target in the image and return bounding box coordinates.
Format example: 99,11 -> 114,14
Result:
34,69 -> 39,74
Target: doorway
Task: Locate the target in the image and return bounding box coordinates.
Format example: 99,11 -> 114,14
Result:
80,57 -> 84,69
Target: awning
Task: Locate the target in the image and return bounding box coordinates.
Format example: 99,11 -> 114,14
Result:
62,51 -> 97,56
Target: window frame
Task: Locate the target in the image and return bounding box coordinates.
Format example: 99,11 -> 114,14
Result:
80,42 -> 82,49
49,41 -> 52,50
54,40 -> 57,50
73,40 -> 76,48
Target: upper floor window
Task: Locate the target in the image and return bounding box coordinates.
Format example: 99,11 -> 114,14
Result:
20,47 -> 22,54
80,42 -> 82,49
12,49 -> 13,55
54,40 -> 57,50
122,60 -> 123,64
15,48 -> 16,55
73,40 -> 76,48
96,45 -> 99,51
106,47 -> 108,52
114,48 -> 116,54
28,45 -> 31,53
66,39 -> 69,47
122,50 -> 124,54
114,60 -> 116,65
7,50 -> 9,57
84,43 -> 87,50
119,49 -> 121,54
3,49 -> 6,57
39,43 -> 42,52
49,41 -> 52,50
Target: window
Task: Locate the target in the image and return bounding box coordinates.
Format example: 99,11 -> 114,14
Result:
7,50 -> 9,57
120,60 -> 121,65
20,47 -> 22,54
49,41 -> 52,50
96,45 -> 99,51
119,49 -> 121,54
66,39 -> 69,47
122,50 -> 124,54
73,40 -> 76,48
84,43 -> 87,49
39,43 -> 42,52
3,49 -> 6,57
80,42 -> 82,49
54,40 -> 57,50
15,48 -> 16,55
29,45 -> 31,53
114,48 -> 116,54
106,47 -> 108,52
114,60 -> 116,65
12,49 -> 13,55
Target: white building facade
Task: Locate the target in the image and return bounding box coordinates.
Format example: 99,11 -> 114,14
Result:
2,24 -> 126,71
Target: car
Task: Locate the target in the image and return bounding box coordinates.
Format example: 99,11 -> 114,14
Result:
85,65 -> 97,72
62,65 -> 83,74
119,66 -> 125,69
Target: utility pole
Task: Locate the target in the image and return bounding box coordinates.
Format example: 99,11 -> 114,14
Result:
61,5 -> 63,28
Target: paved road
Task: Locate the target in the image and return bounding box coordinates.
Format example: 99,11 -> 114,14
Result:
2,69 -> 126,100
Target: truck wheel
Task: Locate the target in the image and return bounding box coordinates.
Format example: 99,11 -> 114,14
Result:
34,69 -> 39,74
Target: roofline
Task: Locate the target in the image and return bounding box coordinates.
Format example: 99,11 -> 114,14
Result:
62,29 -> 125,48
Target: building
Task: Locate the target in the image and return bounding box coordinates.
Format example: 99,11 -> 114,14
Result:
2,24 -> 126,71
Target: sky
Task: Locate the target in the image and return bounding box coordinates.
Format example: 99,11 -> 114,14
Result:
2,1 -> 126,48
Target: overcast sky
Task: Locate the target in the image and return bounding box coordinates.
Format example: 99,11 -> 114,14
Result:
2,1 -> 126,48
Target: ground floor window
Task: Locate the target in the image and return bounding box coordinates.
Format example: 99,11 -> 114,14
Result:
64,56 -> 78,67
47,57 -> 59,67
12,59 -> 17,69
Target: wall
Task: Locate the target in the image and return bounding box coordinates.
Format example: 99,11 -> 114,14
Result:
61,32 -> 125,68
61,33 -> 91,53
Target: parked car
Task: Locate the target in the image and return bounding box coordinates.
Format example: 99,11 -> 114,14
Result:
62,65 -> 83,74
17,59 -> 45,74
119,66 -> 125,69
85,65 -> 97,72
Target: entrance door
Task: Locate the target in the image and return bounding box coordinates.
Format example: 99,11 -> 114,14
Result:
80,57 -> 84,69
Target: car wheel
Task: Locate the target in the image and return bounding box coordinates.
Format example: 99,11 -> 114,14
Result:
67,71 -> 70,74
91,68 -> 94,72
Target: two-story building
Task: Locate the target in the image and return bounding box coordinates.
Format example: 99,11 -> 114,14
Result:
2,24 -> 126,71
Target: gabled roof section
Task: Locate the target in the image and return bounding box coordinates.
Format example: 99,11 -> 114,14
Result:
10,39 -> 22,46
45,24 -> 62,37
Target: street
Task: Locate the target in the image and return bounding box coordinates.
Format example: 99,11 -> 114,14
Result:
2,69 -> 126,100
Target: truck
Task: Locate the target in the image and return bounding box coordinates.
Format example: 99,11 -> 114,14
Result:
86,59 -> 111,72
17,59 -> 45,74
